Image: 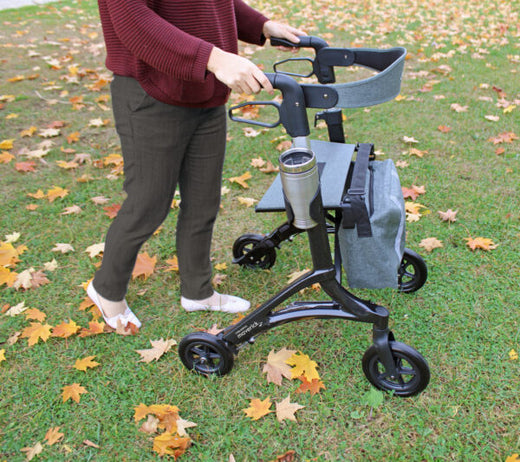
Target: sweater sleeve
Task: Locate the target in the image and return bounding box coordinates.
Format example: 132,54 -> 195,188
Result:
104,0 -> 212,82
233,0 -> 269,45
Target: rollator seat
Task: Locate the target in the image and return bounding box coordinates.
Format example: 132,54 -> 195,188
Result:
256,140 -> 356,212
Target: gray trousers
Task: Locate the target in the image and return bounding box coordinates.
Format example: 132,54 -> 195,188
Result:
93,76 -> 226,301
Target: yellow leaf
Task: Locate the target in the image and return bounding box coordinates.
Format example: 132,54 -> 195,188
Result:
134,403 -> 152,422
505,454 -> 520,462
164,256 -> 179,272
0,349 -> 5,364
286,352 -> 320,381
509,349 -> 518,361
214,262 -> 228,271
62,383 -> 88,403
46,186 -> 69,202
237,197 -> 257,207
243,397 -> 273,420
0,151 -> 15,164
0,242 -> 19,267
74,355 -> 100,371
153,432 -> 191,457
0,139 -> 15,150
21,322 -> 52,346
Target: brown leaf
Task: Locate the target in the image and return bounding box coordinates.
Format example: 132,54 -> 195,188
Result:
419,237 -> 443,252
275,395 -> 305,422
78,321 -> 106,337
262,348 -> 297,386
103,203 -> 121,219
153,432 -> 191,458
135,339 -> 176,363
438,209 -> 458,222
21,442 -> 44,461
228,171 -> 252,189
15,161 -> 37,172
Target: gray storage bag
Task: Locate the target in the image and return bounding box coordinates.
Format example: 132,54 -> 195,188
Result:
339,143 -> 405,289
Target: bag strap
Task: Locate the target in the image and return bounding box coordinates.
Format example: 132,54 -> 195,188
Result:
341,143 -> 373,237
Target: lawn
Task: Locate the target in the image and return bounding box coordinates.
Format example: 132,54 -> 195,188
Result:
0,0 -> 519,460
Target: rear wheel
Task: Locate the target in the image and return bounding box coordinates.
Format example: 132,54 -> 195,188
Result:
232,233 -> 276,269
398,248 -> 427,293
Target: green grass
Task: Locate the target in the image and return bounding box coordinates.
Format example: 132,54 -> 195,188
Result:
1,0 -> 519,460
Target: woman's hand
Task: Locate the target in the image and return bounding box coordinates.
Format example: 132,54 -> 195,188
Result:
262,20 -> 307,50
207,47 -> 273,95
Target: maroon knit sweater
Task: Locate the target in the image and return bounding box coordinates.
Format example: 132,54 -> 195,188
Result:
98,0 -> 269,107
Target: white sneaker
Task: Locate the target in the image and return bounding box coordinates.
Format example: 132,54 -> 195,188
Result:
87,282 -> 142,329
181,292 -> 250,313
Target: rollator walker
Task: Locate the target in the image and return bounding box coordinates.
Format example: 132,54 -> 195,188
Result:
179,37 -> 430,397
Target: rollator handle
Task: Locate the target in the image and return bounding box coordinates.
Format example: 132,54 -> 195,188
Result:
229,73 -> 310,137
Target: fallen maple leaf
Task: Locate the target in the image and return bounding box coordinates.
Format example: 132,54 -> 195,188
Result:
44,426 -> 64,445
46,186 -> 68,202
103,203 -> 121,219
85,243 -> 104,258
228,171 -> 252,188
262,348 -> 297,386
438,209 -> 458,222
21,442 -> 43,461
52,243 -> 75,253
24,308 -> 46,322
52,319 -> 80,338
153,432 -> 191,458
78,321 -> 106,337
286,352 -> 320,381
136,339 -> 176,363
275,395 -> 305,422
164,256 -> 179,272
15,161 -> 37,172
175,418 -> 197,437
243,397 -> 273,420
74,355 -> 100,371
509,349 -> 519,361
139,415 -> 160,434
62,383 -> 88,403
295,377 -> 326,395
237,197 -> 257,207
21,322 -> 52,346
132,252 -> 157,279
419,237 -> 443,252
465,237 -> 498,251
259,160 -> 279,173
251,157 -> 266,168
0,349 -> 5,364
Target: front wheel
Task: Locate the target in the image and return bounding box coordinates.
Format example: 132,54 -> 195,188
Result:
362,341 -> 430,397
232,233 -> 277,270
178,332 -> 234,376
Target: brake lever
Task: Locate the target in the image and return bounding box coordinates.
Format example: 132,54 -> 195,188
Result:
228,101 -> 281,128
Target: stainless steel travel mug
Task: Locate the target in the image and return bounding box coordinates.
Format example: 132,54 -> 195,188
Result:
279,148 -> 320,229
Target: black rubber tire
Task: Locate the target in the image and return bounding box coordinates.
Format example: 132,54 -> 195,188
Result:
362,341 -> 430,397
178,332 -> 234,376
232,233 -> 276,270
398,248 -> 428,293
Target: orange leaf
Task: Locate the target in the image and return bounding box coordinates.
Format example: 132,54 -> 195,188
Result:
132,252 -> 157,280
78,321 -> 106,337
21,322 -> 52,346
52,319 -> 80,338
438,209 -> 458,222
62,383 -> 88,403
295,377 -> 326,395
15,161 -> 37,172
103,203 -> 121,219
437,125 -> 451,133
228,171 -> 252,189
164,256 -> 179,272
44,426 -> 64,445
243,397 -> 273,420
0,151 -> 15,163
419,237 -> 443,252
